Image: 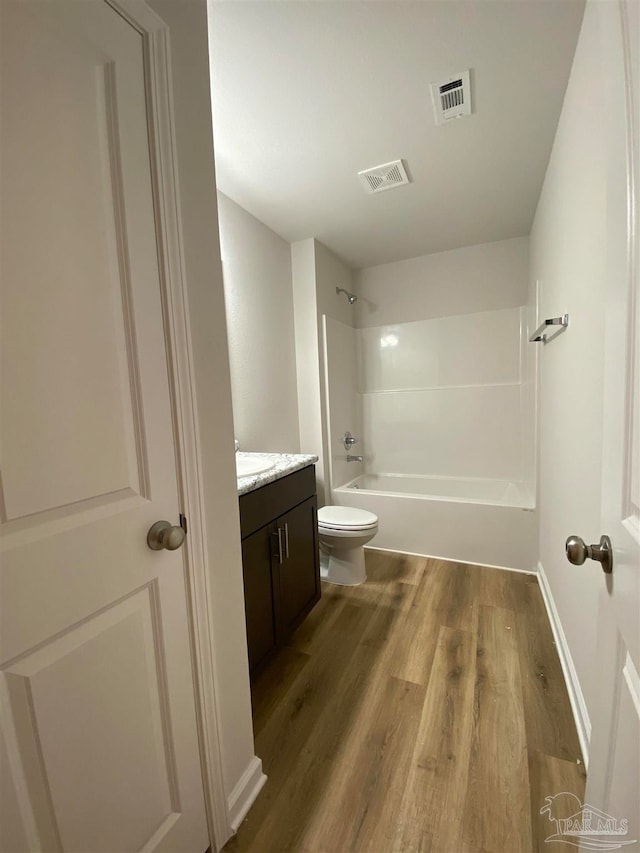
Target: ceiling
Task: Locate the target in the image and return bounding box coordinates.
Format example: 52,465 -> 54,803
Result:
208,1 -> 585,270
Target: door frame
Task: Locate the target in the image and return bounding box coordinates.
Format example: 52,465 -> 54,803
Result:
106,0 -> 230,847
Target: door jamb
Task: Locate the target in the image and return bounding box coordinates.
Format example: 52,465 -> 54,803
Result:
106,1 -> 231,848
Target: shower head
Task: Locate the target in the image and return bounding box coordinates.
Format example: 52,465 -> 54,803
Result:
336,286 -> 358,305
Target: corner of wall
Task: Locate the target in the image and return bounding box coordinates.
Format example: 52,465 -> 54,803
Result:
156,0 -> 258,842
536,561 -> 592,765
291,239 -> 326,504
227,756 -> 267,833
528,0 -> 606,745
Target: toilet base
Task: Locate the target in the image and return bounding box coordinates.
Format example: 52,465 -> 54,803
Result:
319,545 -> 366,586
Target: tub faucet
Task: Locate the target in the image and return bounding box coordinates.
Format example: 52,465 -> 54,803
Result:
347,454 -> 363,463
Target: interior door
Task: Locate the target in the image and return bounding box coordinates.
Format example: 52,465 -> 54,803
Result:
0,2 -> 208,851
583,0 -> 640,847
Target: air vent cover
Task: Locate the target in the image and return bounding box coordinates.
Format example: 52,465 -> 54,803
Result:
357,159 -> 410,194
430,70 -> 472,125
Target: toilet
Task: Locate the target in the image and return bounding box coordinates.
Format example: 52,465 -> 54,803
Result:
317,505 -> 379,586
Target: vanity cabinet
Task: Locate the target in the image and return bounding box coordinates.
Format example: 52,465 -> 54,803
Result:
239,465 -> 320,675
241,524 -> 279,673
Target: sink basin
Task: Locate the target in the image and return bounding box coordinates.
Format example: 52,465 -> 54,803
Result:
236,456 -> 275,479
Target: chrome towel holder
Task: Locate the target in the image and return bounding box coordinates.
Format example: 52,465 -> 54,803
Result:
529,313 -> 569,344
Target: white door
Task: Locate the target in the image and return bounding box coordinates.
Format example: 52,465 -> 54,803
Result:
581,0 -> 640,848
0,2 -> 209,851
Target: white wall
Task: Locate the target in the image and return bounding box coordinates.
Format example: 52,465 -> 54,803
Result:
217,193 -> 300,452
151,0 -> 257,841
292,239 -> 356,503
315,240 -> 356,328
355,236 -> 529,327
530,0 -> 605,730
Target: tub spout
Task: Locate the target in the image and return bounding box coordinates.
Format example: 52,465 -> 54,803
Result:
347,454 -> 363,462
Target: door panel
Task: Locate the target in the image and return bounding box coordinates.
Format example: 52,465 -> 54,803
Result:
606,651 -> 640,845
3,587 -> 176,853
0,1 -> 153,523
585,0 -> 640,845
0,2 -> 208,851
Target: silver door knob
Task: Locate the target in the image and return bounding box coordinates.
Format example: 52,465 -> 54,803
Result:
147,520 -> 185,551
565,534 -> 613,574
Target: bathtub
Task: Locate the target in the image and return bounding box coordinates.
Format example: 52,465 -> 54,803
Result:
332,473 -> 537,572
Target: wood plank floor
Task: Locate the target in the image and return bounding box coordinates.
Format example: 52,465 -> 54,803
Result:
225,551 -> 586,853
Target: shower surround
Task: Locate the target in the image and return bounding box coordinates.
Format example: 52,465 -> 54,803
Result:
323,303 -> 537,571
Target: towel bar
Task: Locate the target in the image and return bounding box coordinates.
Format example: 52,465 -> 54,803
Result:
529,313 -> 569,344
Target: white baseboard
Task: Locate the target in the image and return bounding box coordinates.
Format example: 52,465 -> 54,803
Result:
536,561 -> 591,767
365,545 -> 537,575
227,755 -> 267,833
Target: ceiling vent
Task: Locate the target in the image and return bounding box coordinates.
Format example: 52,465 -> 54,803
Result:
357,159 -> 410,194
430,70 -> 472,125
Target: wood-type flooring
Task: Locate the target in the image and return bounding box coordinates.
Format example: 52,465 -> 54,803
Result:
225,551 -> 586,853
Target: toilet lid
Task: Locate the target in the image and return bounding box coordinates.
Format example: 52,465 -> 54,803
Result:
318,505 -> 378,530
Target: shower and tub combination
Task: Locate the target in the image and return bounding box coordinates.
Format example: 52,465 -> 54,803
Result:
322,304 -> 538,572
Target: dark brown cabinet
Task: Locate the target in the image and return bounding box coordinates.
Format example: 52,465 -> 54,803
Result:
239,466 -> 320,675
241,523 -> 279,673
276,497 -> 320,635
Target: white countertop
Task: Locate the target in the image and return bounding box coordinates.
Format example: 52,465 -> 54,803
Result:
236,452 -> 318,496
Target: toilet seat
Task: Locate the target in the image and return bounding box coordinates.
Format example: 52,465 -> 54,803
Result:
317,505 -> 378,531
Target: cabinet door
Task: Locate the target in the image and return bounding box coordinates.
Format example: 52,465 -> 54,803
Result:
241,523 -> 278,672
278,497 -> 320,636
